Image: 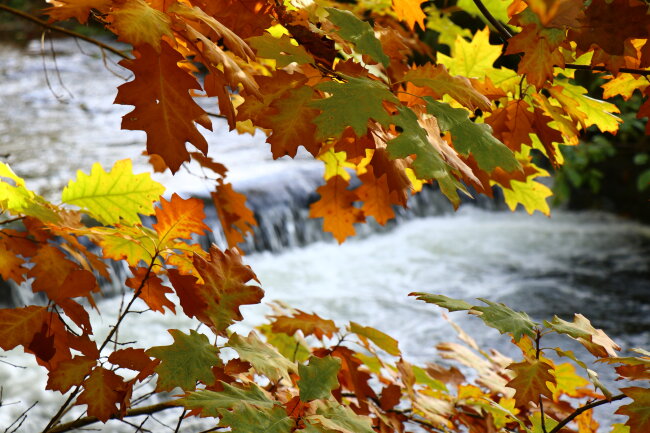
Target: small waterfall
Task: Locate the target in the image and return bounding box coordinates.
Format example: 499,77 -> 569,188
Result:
0,167 -> 502,306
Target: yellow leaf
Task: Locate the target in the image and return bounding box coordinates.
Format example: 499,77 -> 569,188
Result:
62,159 -> 165,226
0,162 -> 59,222
550,81 -> 621,134
320,148 -> 355,181
437,28 -> 502,79
110,0 -> 173,51
501,176 -> 552,216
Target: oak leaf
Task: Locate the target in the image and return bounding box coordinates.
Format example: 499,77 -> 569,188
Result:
115,43 -> 212,173
0,306 -> 49,351
147,329 -> 220,391
350,322 -> 401,356
109,0 -> 173,50
62,159 -> 164,225
437,28 -> 501,79
178,382 -> 274,417
325,8 -> 389,67
44,0 -> 110,23
126,267 -> 176,314
108,347 -> 159,382
212,180 -> 257,249
545,314 -> 621,357
248,33 -> 314,67
228,332 -> 296,382
309,175 -> 365,243
77,366 -> 127,422
271,310 -> 338,339
46,356 -> 96,394
505,25 -> 565,88
355,166 -> 397,226
219,404 -> 293,433
153,193 -> 210,246
471,298 -> 538,342
506,360 -> 556,407
616,387 -> 650,433
299,356 -> 342,401
392,0 -> 425,29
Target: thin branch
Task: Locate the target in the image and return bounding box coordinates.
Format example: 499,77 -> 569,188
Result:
0,4 -> 130,60
548,394 -> 627,433
47,402 -> 179,433
0,216 -> 26,226
563,64 -> 650,76
471,0 -> 513,39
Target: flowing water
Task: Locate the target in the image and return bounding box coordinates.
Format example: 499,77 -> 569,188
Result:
1,38 -> 649,431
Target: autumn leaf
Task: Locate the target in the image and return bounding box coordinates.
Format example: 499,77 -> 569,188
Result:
299,356 -> 342,401
77,366 -> 127,422
309,175 -> 365,243
355,166 -> 397,226
617,387 -> 650,433
505,25 -> 565,88
126,267 -> 176,314
471,298 -> 538,342
62,159 -> 164,226
350,322 -> 400,356
93,225 -> 158,266
228,332 -> 296,382
437,28 -> 502,79
190,246 -> 264,333
311,75 -> 398,139
178,382 -> 274,417
308,400 -> 375,433
271,310 -> 338,339
108,347 -> 158,382
545,314 -> 621,357
325,8 -> 389,67
44,0 -> 110,23
109,0 -> 173,50
248,33 -> 314,67
212,180 -> 257,249
147,329 -> 220,391
403,64 -> 491,111
424,98 -> 520,173
506,360 -> 556,407
114,43 -> 212,173
392,0 -> 426,29
409,293 -> 473,312
0,306 -> 49,351
46,356 -> 96,394
219,404 -> 293,433
153,193 -> 210,246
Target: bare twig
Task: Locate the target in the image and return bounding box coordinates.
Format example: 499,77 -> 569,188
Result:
5,401 -> 38,433
47,402 -> 179,433
548,394 -> 627,433
0,4 -> 130,60
0,216 -> 26,226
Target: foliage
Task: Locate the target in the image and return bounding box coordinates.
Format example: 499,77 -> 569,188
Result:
1,0 -> 650,431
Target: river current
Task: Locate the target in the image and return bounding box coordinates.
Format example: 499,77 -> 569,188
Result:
1,38 -> 649,431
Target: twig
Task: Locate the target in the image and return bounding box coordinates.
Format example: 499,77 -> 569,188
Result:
548,394 -> 627,433
0,4 -> 130,60
0,216 -> 26,226
47,402 -> 179,433
563,64 -> 650,76
174,409 -> 187,433
471,0 -> 513,39
5,401 -> 38,433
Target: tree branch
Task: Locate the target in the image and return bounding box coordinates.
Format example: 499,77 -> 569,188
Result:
471,0 -> 513,39
469,0 -> 650,77
0,4 -> 130,60
548,394 -> 627,433
47,402 -> 180,433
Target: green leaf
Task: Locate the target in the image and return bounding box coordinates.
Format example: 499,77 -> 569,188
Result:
325,8 -> 389,67
471,298 -> 538,342
260,324 -> 310,363
62,159 -> 164,226
386,106 -> 467,206
248,34 -> 314,67
228,332 -> 296,382
147,329 -> 219,391
299,356 -> 341,401
220,404 -> 293,433
177,382 -> 274,417
349,322 -> 400,356
424,98 -> 520,173
637,169 -> 650,192
308,400 -> 375,433
311,75 -> 398,139
409,293 -> 472,312
412,365 -> 447,391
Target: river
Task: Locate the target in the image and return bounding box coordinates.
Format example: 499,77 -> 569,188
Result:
1,38 -> 649,432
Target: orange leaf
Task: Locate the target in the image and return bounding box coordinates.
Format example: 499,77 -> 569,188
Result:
506,360 -> 556,407
44,0 -> 110,23
109,347 -> 159,382
77,367 -> 127,422
356,166 -> 397,226
0,238 -> 27,283
211,180 -> 257,249
505,25 -> 565,88
271,310 -> 338,339
109,0 -> 173,51
0,306 -> 49,351
392,0 -> 425,30
126,267 -> 176,314
46,356 -> 96,393
309,175 -> 365,243
153,193 -> 210,245
114,42 -> 211,173
617,387 -> 650,433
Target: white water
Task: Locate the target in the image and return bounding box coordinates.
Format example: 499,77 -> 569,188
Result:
1,38 -> 650,431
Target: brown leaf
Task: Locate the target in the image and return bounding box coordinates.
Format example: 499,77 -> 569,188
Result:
309,175 -> 365,243
77,367 -> 127,422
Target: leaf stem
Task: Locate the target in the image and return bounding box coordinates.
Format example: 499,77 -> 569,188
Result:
547,393 -> 627,433
0,4 -> 130,60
